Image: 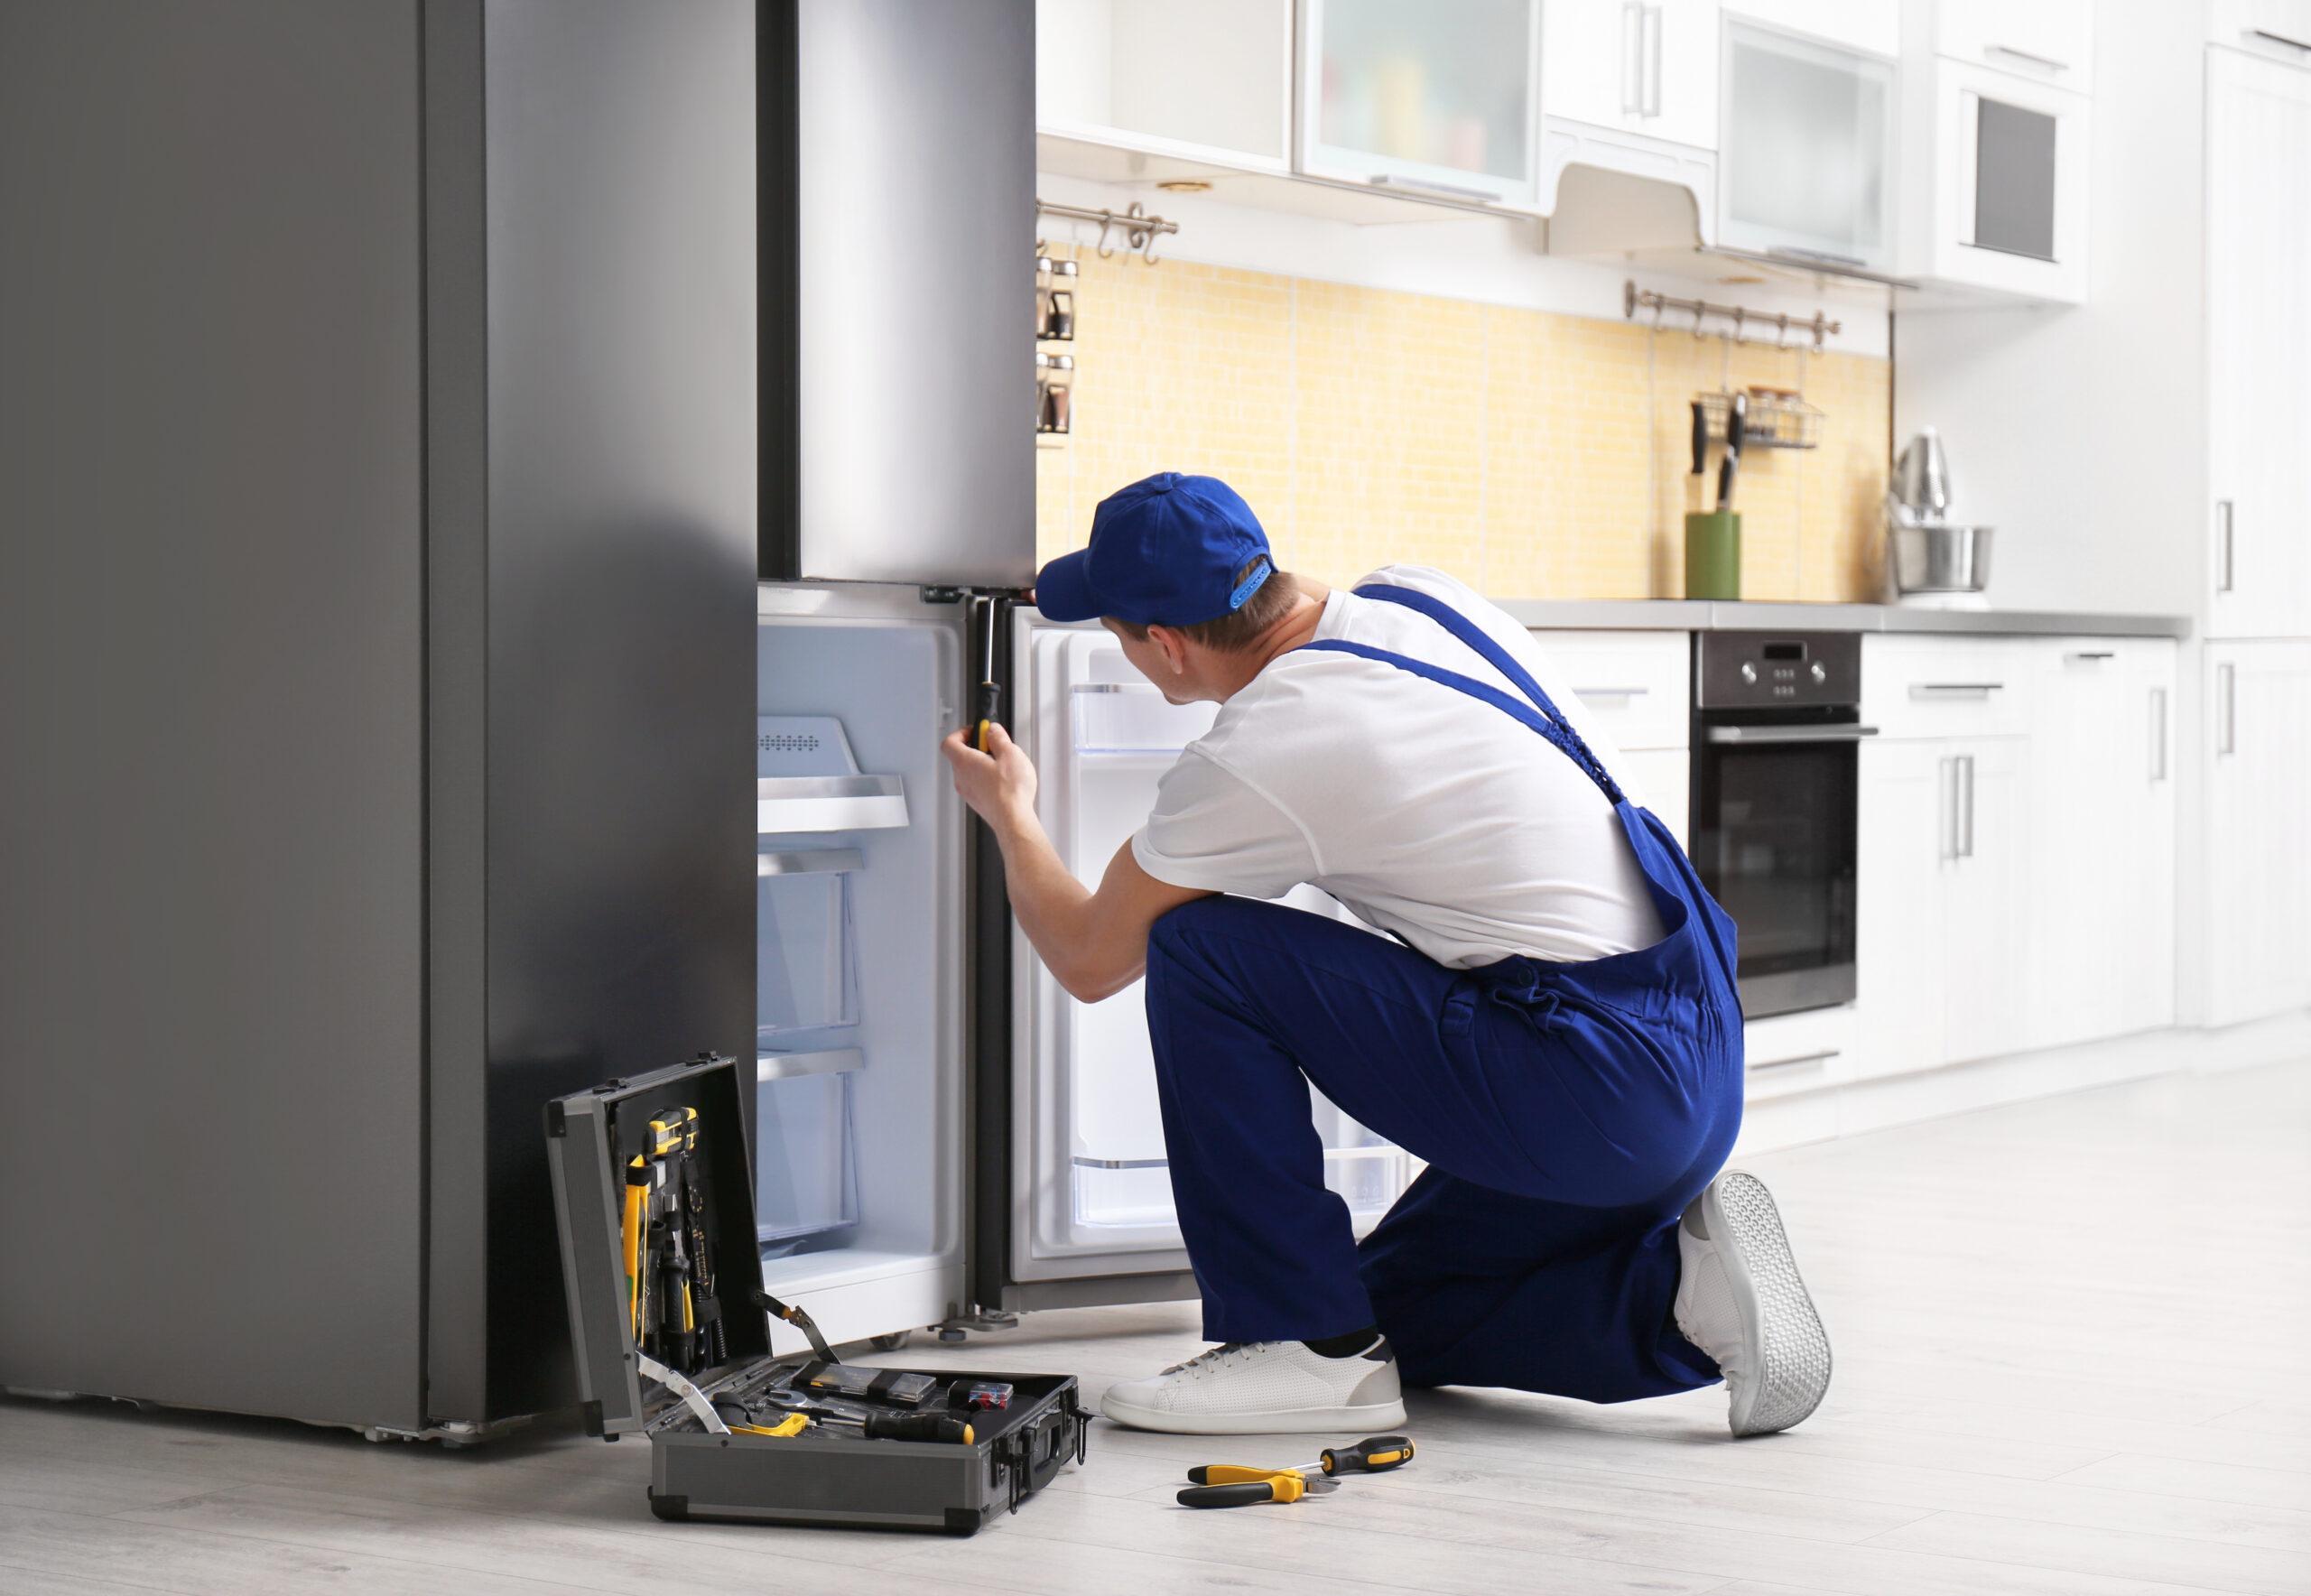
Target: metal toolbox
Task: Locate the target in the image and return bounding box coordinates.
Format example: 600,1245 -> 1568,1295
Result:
544,1054 -> 1088,1533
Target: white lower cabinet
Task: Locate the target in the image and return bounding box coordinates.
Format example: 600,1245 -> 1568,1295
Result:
1855,734 -> 2032,1079
2203,640 -> 2311,1025
2026,641 -> 2179,1050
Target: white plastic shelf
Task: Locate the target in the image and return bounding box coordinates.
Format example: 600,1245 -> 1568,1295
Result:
1071,1143 -> 1414,1229
1071,682 -> 1215,756
756,774 -> 907,834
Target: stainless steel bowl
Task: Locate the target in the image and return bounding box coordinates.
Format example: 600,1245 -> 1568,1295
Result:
1889,522 -> 1993,594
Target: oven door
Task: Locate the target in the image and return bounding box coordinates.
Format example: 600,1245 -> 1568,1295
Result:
1690,719 -> 1872,1017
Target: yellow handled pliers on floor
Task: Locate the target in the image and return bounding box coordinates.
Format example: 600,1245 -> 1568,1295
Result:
1175,1468 -> 1340,1508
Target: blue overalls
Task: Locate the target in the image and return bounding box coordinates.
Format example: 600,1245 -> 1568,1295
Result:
1143,583 -> 1746,1404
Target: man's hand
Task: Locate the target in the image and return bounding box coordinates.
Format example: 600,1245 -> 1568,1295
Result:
941,721 -> 1037,832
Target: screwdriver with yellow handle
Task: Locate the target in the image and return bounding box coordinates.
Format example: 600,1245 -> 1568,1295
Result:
1177,1435 -> 1415,1508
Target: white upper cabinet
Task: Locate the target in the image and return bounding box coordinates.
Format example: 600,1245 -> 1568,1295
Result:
2205,46 -> 2311,638
1933,0 -> 2095,95
1721,0 -> 1898,57
1899,55 -> 2092,302
1539,0 -> 1721,149
2210,0 -> 2311,64
1718,22 -> 1897,271
1036,0 -> 1295,170
1297,0 -> 1542,203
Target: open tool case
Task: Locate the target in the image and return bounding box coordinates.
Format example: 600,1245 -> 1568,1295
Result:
545,1054 -> 1089,1533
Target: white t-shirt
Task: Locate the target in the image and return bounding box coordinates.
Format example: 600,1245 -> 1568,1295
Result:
1132,566 -> 1666,969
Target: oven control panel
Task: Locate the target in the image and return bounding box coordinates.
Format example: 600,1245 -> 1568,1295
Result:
1694,633 -> 1861,710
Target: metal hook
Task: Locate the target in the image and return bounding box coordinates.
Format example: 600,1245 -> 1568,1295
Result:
1692,302 -> 1708,340
1095,213 -> 1118,260
1776,312 -> 1791,350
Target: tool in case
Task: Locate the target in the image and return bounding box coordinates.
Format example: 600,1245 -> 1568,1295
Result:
546,1053 -> 1089,1533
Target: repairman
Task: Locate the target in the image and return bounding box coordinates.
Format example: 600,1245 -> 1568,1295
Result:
941,472 -> 1833,1438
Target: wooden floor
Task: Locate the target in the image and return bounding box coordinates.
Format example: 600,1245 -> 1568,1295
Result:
6,1058 -> 2311,1596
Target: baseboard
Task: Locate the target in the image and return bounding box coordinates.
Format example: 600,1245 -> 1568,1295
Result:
1734,1009 -> 2311,1156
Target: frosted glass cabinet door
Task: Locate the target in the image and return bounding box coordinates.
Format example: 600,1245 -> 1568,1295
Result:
1719,24 -> 1894,270
1299,0 -> 1540,202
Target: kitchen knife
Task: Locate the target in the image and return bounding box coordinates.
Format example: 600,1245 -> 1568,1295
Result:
1690,400 -> 1708,478
1717,392 -> 1748,510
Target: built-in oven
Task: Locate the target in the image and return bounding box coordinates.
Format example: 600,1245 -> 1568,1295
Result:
1688,633 -> 1875,1018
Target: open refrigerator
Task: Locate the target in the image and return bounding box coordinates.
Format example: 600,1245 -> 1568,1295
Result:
746,589 -> 1425,1357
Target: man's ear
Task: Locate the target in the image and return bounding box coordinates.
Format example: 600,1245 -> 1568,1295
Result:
1146,625 -> 1192,677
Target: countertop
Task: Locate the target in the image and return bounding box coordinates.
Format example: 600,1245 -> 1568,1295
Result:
1495,599 -> 2192,638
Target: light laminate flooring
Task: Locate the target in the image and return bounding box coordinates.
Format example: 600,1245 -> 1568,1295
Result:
5,1059 -> 2309,1595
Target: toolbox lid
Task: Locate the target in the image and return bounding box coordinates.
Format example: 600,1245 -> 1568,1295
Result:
544,1053 -> 770,1436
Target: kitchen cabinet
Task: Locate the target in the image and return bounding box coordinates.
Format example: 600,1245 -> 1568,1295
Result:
1297,0 -> 1541,204
2202,642 -> 2311,1026
1931,0 -> 2094,95
1036,0 -> 1294,172
1722,0 -> 1898,58
1539,0 -> 1721,152
2212,0 -> 2311,63
1855,735 -> 2032,1079
2205,46 -> 2311,638
2025,642 -> 2178,1051
1900,55 -> 2092,302
1718,21 -> 1897,272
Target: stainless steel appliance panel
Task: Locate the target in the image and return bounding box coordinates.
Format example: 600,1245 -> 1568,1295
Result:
0,0 -> 428,1428
475,0 -> 759,1418
776,0 -> 1035,586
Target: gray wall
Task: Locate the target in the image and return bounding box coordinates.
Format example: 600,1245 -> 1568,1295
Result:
0,0 -> 429,1426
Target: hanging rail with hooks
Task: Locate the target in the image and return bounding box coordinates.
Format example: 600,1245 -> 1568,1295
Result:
1035,199 -> 1179,264
1623,281 -> 1840,351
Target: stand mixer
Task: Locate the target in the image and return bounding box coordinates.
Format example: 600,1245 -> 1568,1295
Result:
1886,428 -> 1994,608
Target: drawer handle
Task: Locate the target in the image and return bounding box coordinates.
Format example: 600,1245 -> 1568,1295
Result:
1749,1048 -> 1840,1072
1909,682 -> 2004,699
1985,42 -> 2069,73
1573,685 -> 1651,701
2249,27 -> 2311,54
2063,651 -> 2115,663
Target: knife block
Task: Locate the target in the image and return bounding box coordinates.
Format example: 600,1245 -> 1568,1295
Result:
1685,510 -> 1741,600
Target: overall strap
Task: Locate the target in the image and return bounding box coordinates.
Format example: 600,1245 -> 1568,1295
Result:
1334,584 -> 1627,804
1298,638 -> 1628,807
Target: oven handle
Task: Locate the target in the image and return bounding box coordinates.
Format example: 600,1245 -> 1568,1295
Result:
1703,725 -> 1881,745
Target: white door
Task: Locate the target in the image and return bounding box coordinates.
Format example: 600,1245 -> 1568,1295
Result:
1718,21 -> 1896,270
1935,0 -> 2094,92
2204,642 -> 2311,1025
1941,737 -> 2031,1064
2205,48 -> 2311,638
1541,0 -> 1718,147
1002,614 -> 1421,1304
1909,56 -> 2091,302
2026,643 -> 2178,1051
753,584 -> 970,1353
1853,738 -> 1952,1080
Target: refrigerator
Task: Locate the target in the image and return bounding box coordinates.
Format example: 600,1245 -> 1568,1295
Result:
749,3 -> 1423,1357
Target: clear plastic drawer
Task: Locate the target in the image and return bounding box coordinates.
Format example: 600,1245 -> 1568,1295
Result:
1071,683 -> 1217,755
755,1066 -> 859,1248
756,849 -> 859,1044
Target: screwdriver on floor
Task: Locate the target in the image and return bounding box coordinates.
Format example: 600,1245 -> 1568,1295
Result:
1178,1434 -> 1415,1508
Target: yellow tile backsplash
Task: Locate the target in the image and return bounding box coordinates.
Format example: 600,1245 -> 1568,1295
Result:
1035,247 -> 1890,602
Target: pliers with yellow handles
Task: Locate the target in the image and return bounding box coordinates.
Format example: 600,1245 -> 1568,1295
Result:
1175,1434 -> 1415,1508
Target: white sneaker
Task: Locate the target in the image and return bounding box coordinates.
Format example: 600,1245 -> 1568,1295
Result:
1099,1338 -> 1408,1435
1674,1170 -> 1833,1437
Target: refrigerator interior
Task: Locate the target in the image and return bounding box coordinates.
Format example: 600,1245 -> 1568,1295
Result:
754,593 -> 964,1332
1010,621 -> 1420,1284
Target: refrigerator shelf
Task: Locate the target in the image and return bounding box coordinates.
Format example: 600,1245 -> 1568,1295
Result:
756,1046 -> 863,1081
756,775 -> 908,834
1070,682 -> 1213,756
1071,1143 -> 1406,1170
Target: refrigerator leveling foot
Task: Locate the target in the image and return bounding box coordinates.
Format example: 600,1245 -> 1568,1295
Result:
934,1304 -> 1021,1343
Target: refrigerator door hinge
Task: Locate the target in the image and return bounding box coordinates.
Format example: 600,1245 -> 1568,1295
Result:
919,585 -> 968,605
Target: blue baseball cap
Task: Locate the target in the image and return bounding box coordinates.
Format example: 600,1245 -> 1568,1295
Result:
1035,472 -> 1274,626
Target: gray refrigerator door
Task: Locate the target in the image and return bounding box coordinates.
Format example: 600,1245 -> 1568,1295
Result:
764,0 -> 1036,587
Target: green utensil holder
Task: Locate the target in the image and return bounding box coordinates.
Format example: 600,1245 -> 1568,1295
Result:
1685,510 -> 1741,600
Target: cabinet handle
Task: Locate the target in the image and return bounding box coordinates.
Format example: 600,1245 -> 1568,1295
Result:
1621,1 -> 1643,116
2215,499 -> 2234,594
1938,756 -> 1956,861
1573,685 -> 1651,701
1910,682 -> 2004,699
2064,651 -> 2115,663
1957,754 -> 1977,859
1984,42 -> 2070,74
1749,1048 -> 1840,1072
2149,686 -> 2168,783
1366,172 -> 1505,204
2218,663 -> 2238,756
2248,27 -> 2311,54
1644,5 -> 1665,118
